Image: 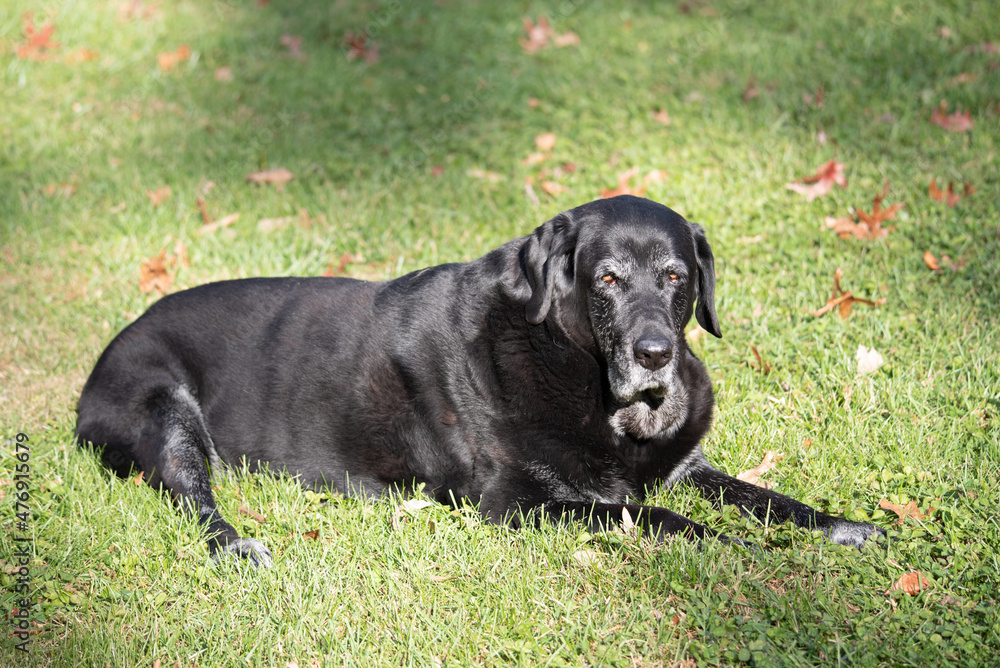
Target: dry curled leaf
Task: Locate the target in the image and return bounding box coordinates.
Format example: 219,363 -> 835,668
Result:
146,186 -> 171,207
344,31 -> 378,63
652,108 -> 671,125
520,16 -> 578,53
540,181 -> 566,197
302,529 -> 319,540
246,167 -> 294,190
928,179 -> 974,206
856,345 -> 884,375
923,250 -> 941,272
534,132 -> 556,151
749,344 -> 772,374
197,212 -> 239,236
809,268 -> 887,318
785,160 -> 847,201
736,451 -> 784,487
238,503 -> 265,523
280,33 -> 306,59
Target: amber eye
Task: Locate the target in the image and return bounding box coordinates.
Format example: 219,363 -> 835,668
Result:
667,273 -> 679,284
601,274 -> 617,286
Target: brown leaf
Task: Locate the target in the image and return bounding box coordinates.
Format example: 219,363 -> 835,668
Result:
281,33 -> 306,59
652,108 -> 671,125
748,344 -> 772,374
132,472 -> 145,486
929,101 -> 973,132
146,186 -> 172,207
302,529 -> 319,540
809,267 -> 886,318
923,251 -> 941,272
42,183 -> 76,197
520,16 -> 578,53
197,212 -> 239,236
16,13 -> 59,60
736,451 -> 784,487
785,160 -> 847,201
928,179 -> 972,207
887,571 -> 930,596
246,167 -> 294,190
878,498 -> 933,524
534,132 -> 556,152
157,44 -> 190,71
553,31 -> 580,47
826,181 -> 903,240
214,66 -> 233,82
238,503 -> 265,523
139,248 -> 175,295
323,252 -> 357,277
600,167 -> 645,198
344,31 -> 378,63
540,181 -> 566,196
522,152 -> 547,166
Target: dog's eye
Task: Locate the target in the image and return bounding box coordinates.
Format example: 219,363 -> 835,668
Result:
667,273 -> 679,284
601,274 -> 618,286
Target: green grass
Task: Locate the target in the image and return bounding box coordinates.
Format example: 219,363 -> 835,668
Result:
2,0 -> 999,665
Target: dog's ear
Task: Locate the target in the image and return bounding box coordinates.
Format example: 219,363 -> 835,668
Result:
522,211 -> 580,325
690,223 -> 722,338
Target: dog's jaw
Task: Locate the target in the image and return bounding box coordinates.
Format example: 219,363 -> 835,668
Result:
607,364 -> 690,440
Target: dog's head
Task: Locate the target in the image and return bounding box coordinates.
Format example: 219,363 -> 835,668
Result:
521,195 -> 721,439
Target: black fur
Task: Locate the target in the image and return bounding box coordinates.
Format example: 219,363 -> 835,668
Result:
76,195 -> 883,566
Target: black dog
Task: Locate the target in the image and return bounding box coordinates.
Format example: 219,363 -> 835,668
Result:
77,195 -> 882,566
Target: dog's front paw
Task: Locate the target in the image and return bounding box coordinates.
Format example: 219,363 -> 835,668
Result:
213,537 -> 273,567
826,520 -> 885,549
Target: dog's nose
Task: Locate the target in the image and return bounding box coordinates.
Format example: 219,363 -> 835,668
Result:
633,337 -> 672,370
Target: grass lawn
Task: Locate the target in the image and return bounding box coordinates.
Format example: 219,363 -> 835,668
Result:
2,0 -> 999,665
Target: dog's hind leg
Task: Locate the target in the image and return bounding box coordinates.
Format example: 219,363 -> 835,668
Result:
139,385 -> 272,567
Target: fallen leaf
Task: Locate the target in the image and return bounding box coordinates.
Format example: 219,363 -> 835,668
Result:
302,529 -> 319,540
400,499 -> 433,513
214,66 -> 233,82
344,31 -> 378,63
742,78 -> 760,102
522,152 -> 547,166
197,212 -> 239,235
157,44 -> 190,71
652,108 -> 671,125
257,216 -> 294,233
930,101 -> 973,132
856,345 -> 884,375
928,179 -> 973,207
539,181 -> 566,196
132,472 -> 144,486
16,13 -> 59,60
887,571 -> 930,596
535,132 -> 556,151
600,167 -> 645,198
621,507 -> 635,532
246,167 -> 294,190
809,268 -> 887,318
323,252 -> 359,277
466,168 -> 502,182
736,451 -> 784,487
527,97 -> 540,108
146,186 -> 171,207
280,33 -> 306,59
878,498 -> 933,524
826,181 -> 903,240
42,183 -> 76,197
923,250 -> 941,272
65,48 -> 99,64
520,15 -> 578,53
139,248 -> 175,295
238,503 -> 265,523
785,160 -> 847,201
749,344 -> 772,374
645,169 -> 667,183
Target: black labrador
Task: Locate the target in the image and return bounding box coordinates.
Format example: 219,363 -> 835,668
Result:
76,195 -> 882,566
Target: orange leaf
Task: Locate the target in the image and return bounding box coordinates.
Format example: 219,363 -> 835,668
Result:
139,248 -> 175,295
888,571 -> 930,596
736,451 -> 784,487
157,44 -> 190,71
534,132 -> 556,152
146,186 -> 172,207
16,13 -> 59,60
302,529 -> 319,540
826,181 -> 902,240
786,160 -> 847,201
520,16 -> 577,53
540,181 -> 566,196
246,167 -> 294,190
197,213 -> 239,236
600,167 -> 645,198
809,267 -> 886,318
652,108 -> 671,125
923,251 -> 940,272
878,498 -> 933,524
238,503 -> 265,523
929,101 -> 973,132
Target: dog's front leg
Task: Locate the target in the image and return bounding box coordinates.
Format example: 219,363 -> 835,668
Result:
681,455 -> 884,548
